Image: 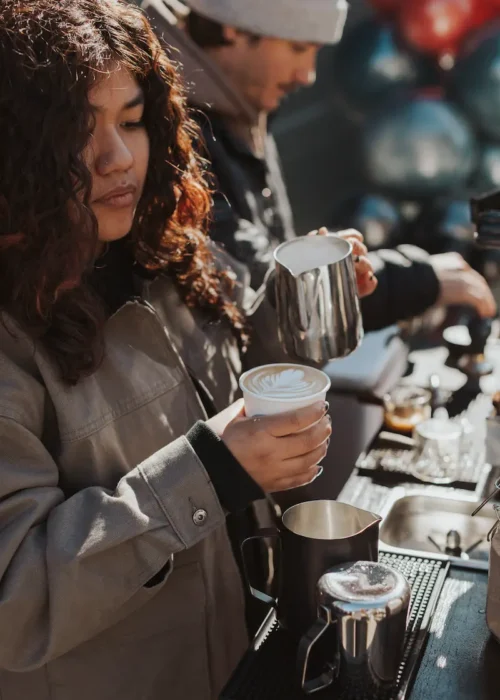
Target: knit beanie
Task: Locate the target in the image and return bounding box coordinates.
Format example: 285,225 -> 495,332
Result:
183,0 -> 349,45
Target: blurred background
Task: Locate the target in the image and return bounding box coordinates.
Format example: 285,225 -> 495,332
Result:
272,0 -> 500,299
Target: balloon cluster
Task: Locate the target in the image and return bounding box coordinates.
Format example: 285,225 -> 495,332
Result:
332,0 -> 500,279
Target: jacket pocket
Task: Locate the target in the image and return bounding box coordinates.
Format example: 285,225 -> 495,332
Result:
46,561 -> 212,700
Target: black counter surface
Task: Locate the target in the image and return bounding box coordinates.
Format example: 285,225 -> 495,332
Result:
338,339 -> 500,699
410,568 -> 497,700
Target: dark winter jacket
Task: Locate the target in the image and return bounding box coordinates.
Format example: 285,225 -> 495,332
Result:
145,1 -> 441,332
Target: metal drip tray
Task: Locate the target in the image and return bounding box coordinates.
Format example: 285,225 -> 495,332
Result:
221,553 -> 449,700
355,443 -> 488,490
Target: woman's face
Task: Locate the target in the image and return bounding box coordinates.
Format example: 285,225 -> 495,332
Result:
84,65 -> 150,243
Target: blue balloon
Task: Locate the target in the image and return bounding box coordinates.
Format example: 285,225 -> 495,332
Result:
450,30 -> 500,141
363,99 -> 477,197
472,142 -> 500,195
334,20 -> 435,112
437,200 -> 474,242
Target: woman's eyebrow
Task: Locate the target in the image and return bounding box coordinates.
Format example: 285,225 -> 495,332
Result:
123,92 -> 145,110
91,91 -> 145,113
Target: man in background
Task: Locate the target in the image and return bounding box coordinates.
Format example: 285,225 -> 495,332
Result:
141,0 -> 495,327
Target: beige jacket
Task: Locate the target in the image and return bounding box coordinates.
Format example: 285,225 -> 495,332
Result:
0,254 -> 285,700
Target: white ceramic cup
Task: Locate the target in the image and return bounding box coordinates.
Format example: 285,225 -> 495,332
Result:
239,363 -> 331,417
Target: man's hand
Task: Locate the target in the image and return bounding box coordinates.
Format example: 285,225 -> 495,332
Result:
430,252 -> 497,318
310,227 -> 378,298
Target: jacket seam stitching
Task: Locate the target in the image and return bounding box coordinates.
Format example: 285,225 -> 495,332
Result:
0,403 -> 25,423
138,462 -> 186,547
45,662 -> 54,700
59,379 -> 183,443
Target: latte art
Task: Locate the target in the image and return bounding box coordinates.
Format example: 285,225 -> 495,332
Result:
240,363 -> 331,416
245,367 -> 326,399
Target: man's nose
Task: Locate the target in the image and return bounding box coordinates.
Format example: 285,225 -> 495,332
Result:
295,50 -> 319,87
296,46 -> 319,87
294,65 -> 317,87
297,67 -> 317,87
95,130 -> 134,175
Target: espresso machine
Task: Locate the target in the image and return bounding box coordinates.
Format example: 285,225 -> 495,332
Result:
443,314 -> 494,379
472,189 -> 500,249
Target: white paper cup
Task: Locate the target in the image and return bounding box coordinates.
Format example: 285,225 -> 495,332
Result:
239,363 -> 331,417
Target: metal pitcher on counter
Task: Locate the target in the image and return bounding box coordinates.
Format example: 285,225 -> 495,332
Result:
298,561 -> 411,695
242,500 -> 381,637
274,234 -> 364,364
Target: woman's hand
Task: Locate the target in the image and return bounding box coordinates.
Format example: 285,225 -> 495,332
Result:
309,227 -> 378,298
207,400 -> 331,493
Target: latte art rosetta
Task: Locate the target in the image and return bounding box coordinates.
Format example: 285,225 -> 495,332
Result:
245,368 -> 325,399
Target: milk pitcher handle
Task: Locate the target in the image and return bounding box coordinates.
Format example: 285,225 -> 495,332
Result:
240,527 -> 281,607
297,610 -> 336,695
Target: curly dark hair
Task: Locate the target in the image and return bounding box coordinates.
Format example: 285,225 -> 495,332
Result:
0,0 -> 248,384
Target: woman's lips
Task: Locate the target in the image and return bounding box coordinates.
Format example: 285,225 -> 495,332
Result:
94,186 -> 136,208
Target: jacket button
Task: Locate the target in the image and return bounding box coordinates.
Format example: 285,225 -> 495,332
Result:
193,509 -> 208,526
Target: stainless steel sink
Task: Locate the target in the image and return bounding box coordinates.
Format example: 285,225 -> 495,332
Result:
379,490 -> 497,571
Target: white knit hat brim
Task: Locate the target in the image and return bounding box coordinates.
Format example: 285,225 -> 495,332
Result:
184,0 -> 348,45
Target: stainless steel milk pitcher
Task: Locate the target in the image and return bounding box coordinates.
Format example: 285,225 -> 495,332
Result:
241,500 -> 381,637
274,234 -> 363,364
298,561 -> 411,695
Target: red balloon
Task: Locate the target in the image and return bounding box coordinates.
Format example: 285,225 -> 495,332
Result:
400,0 -> 479,54
370,0 -> 402,13
470,0 -> 498,28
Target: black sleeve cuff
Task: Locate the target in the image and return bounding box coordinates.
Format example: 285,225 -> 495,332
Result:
362,250 -> 440,331
186,421 -> 264,513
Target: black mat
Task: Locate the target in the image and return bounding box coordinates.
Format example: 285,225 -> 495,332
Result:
221,553 -> 449,700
